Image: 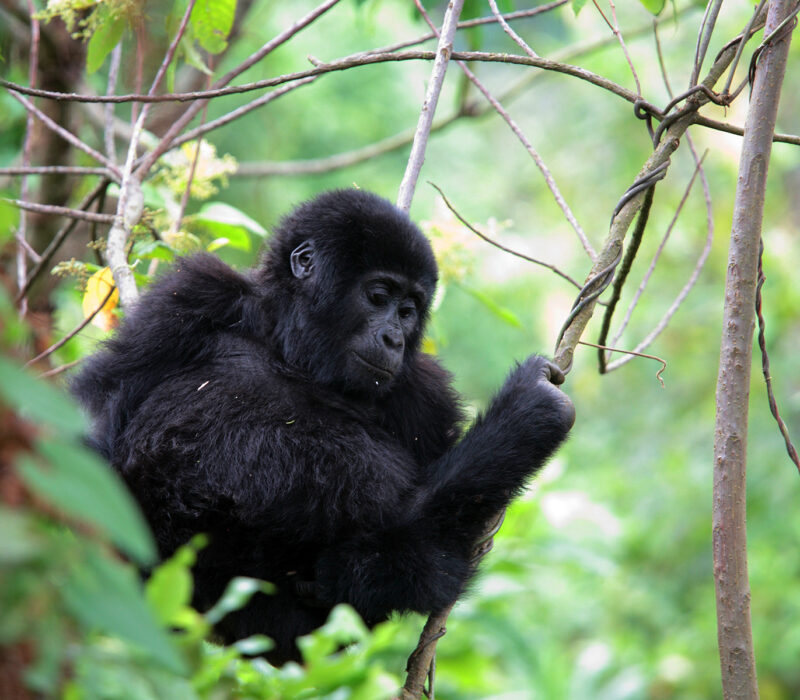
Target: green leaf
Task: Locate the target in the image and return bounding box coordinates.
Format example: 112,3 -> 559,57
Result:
145,543 -> 197,624
204,577 -> 274,625
61,545 -> 187,674
195,202 -> 267,237
17,439 -> 156,566
572,0 -> 589,14
86,8 -> 126,74
189,0 -> 236,55
639,0 -> 666,14
0,357 -> 86,438
461,285 -> 524,329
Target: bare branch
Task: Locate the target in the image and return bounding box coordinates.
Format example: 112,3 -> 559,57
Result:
0,166 -> 111,177
694,115 -> 800,146
431,183 -> 582,289
578,341 -> 666,387
397,0 -> 465,212
713,3 -> 795,694
488,0 -> 539,58
16,0 -> 40,317
7,90 -> 121,177
0,52 -> 644,109
413,2 -> 594,258
104,44 -> 122,164
6,198 -> 115,224
15,179 -> 110,304
135,0 -> 342,180
592,0 -> 641,95
25,285 -> 116,368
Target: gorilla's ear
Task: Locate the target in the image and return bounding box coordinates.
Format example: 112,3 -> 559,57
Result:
290,241 -> 315,279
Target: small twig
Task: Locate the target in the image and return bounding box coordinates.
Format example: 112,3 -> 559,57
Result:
397,0 -> 465,212
6,199 -> 115,224
16,0 -> 40,317
755,240 -> 800,474
135,0 -> 342,180
15,179 -> 111,304
38,359 -> 82,379
25,286 -> 116,368
609,152 -> 708,352
430,183 -> 582,290
7,90 -> 121,178
690,0 -> 723,87
488,0 -> 539,58
579,341 -> 666,387
164,78 -> 317,155
593,0 -> 641,95
415,2 -> 594,259
104,43 -> 122,164
0,166 -> 111,177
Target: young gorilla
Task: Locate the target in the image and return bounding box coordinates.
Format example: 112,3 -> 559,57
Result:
73,189 -> 575,664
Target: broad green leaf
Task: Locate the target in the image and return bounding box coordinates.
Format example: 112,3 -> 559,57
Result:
17,439 -> 156,566
461,285 -> 524,329
233,635 -> 274,655
86,8 -> 126,74
190,0 -> 236,55
61,545 -> 187,674
0,357 -> 86,438
195,202 -> 267,237
639,0 -> 666,14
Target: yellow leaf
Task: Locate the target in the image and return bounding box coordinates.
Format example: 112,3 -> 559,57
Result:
82,267 -> 119,332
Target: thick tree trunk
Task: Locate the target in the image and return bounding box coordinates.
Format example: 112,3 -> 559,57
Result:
712,2 -> 795,698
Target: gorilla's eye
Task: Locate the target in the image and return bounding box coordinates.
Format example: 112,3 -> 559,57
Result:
398,303 -> 417,320
367,289 -> 390,307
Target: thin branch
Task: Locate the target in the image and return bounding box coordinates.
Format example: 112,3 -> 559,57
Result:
16,0 -> 39,317
24,286 -> 116,368
592,0 -> 641,95
7,90 -> 121,178
552,6 -> 766,373
578,341 -> 666,387
488,0 -> 539,58
166,77 -> 317,154
690,0 -> 723,87
0,166 -> 111,177
134,0 -> 342,180
694,115 -> 800,146
397,0 -> 465,212
608,153 -> 707,352
755,241 -> 800,474
6,198 -> 115,224
15,179 -> 110,303
430,183 -> 582,289
414,1 -> 594,258
0,52 -> 644,109
109,0 -> 197,306
38,359 -> 81,379
104,43 -> 122,164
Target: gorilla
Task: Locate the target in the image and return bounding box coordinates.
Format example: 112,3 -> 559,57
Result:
72,189 -> 575,664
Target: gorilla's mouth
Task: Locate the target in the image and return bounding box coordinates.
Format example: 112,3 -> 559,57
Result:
352,352 -> 395,379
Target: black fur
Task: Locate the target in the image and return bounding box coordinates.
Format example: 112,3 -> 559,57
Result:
72,189 -> 574,664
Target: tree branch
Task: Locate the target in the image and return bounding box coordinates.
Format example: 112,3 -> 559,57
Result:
712,2 -> 795,696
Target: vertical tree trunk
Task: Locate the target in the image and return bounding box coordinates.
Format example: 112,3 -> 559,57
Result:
713,2 -> 795,698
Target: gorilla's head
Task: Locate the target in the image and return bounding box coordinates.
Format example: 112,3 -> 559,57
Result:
261,189 -> 439,396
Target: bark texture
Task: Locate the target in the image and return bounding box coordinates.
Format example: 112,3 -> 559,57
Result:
712,3 -> 795,698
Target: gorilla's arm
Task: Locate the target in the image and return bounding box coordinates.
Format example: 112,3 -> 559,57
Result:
313,355 -> 574,620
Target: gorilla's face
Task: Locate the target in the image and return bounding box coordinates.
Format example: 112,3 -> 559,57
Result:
344,272 -> 425,393
284,239 -> 430,397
